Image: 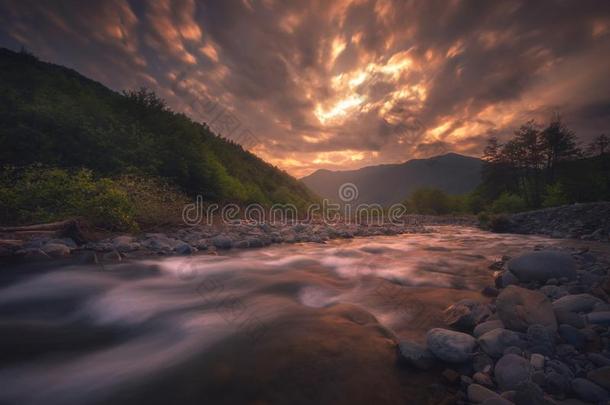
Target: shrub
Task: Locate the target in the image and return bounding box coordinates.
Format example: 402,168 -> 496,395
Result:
490,192 -> 527,214
0,166 -> 137,230
542,182 -> 569,208
114,175 -> 189,228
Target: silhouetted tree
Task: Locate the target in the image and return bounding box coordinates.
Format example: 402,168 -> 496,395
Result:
540,116 -> 580,182
588,134 -> 609,156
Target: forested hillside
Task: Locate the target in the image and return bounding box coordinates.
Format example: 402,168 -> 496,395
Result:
0,48 -> 316,228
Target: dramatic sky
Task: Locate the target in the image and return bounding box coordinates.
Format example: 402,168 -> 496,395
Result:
1,1 -> 609,177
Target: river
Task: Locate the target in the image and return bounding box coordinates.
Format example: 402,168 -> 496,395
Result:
0,226 -> 595,404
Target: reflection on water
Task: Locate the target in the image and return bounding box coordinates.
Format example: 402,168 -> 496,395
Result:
0,227 -> 580,404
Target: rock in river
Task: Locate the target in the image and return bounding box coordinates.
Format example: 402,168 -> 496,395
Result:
444,299 -> 492,331
496,285 -> 557,332
507,251 -> 576,283
426,328 -> 476,363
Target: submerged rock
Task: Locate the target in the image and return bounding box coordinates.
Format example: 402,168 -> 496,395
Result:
496,285 -> 557,332
397,340 -> 436,370
426,328 -> 476,363
444,299 -> 492,331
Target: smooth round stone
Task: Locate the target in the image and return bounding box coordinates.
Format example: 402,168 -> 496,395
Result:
467,384 -> 501,403
494,354 -> 532,391
586,311 -> 610,326
478,328 -> 526,358
211,235 -> 233,249
474,320 -> 504,338
41,242 -> 71,258
507,251 -> 576,283
426,328 -> 476,363
553,294 -> 603,314
554,309 -> 586,329
397,340 -> 436,370
571,378 -> 609,403
587,366 -> 610,391
496,286 -> 557,332
558,324 -> 587,349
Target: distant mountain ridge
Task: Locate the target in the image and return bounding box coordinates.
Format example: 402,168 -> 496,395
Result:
301,153 -> 482,206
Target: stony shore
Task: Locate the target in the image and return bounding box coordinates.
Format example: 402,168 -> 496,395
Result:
506,202 -> 610,242
399,247 -> 610,404
0,220 -> 432,262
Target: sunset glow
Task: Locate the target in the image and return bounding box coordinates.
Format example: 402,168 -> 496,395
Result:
2,1 -> 608,177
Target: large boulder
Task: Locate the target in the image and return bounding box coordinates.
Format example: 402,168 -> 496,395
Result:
494,354 -> 532,391
426,328 -> 476,363
496,286 -> 557,332
478,328 -> 526,358
444,299 -> 492,331
507,251 -> 576,283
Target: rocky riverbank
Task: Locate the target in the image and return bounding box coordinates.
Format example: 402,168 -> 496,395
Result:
399,247 -> 610,404
506,202 -> 610,242
0,220 -> 431,262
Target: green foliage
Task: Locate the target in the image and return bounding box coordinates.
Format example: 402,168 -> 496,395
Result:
113,175 -> 189,228
0,48 -> 317,218
542,182 -> 569,208
404,187 -> 471,215
0,166 -> 137,230
490,192 -> 527,214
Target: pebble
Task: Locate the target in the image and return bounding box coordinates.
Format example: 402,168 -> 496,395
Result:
530,353 -> 545,370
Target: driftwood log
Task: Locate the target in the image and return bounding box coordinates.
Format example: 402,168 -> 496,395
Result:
0,219 -> 88,245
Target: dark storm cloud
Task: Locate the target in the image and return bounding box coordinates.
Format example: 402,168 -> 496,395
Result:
0,0 -> 609,176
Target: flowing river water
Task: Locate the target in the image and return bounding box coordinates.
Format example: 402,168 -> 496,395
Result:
0,226 -> 602,405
